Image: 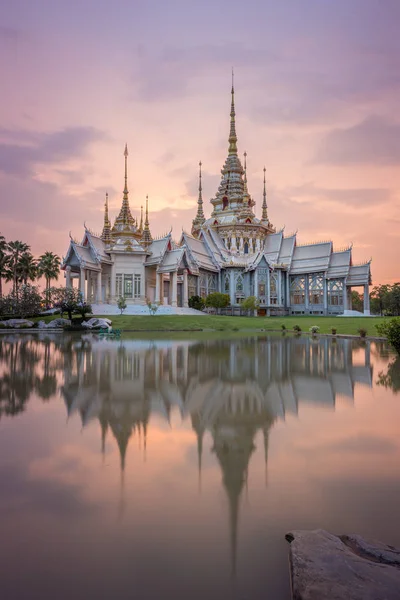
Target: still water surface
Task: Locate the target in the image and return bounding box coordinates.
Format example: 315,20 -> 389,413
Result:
0,333 -> 399,600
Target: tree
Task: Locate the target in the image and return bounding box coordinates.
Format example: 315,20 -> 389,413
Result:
0,233 -> 8,298
351,290 -> 363,312
6,240 -> 29,297
241,295 -> 259,315
18,252 -> 37,285
205,292 -> 230,313
50,287 -> 81,320
117,297 -> 127,314
188,295 -> 205,311
37,251 -> 61,306
371,284 -> 400,316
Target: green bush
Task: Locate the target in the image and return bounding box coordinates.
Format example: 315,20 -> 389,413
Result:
309,325 -> 320,334
189,295 -> 205,311
358,327 -> 367,338
281,324 -> 286,331
293,324 -> 302,333
117,296 -> 127,314
331,327 -> 337,335
205,292 -> 230,310
241,296 -> 259,313
376,318 -> 400,353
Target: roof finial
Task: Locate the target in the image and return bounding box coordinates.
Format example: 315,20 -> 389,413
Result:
191,160 -> 206,236
123,144 -> 129,198
228,69 -> 238,156
261,166 -> 268,223
140,194 -> 153,248
139,205 -> 143,233
101,191 -> 112,243
243,151 -> 248,195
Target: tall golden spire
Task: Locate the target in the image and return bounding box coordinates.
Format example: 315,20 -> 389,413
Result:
112,145 -> 136,232
140,194 -> 153,247
243,152 -> 248,196
101,191 -> 112,243
139,205 -> 144,233
228,69 -> 238,156
261,166 -> 269,223
191,161 -> 206,236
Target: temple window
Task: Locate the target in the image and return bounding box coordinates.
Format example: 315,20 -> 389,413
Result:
134,274 -> 141,298
308,274 -> 323,304
116,274 -> 123,298
270,272 -> 278,305
224,273 -> 230,294
290,276 -> 306,305
207,273 -> 217,293
124,274 -> 133,298
328,279 -> 344,305
199,272 -> 207,298
244,242 -> 249,254
188,275 -> 197,297
223,196 -> 228,210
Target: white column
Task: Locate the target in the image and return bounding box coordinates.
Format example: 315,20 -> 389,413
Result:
277,271 -> 281,306
97,271 -> 102,303
171,271 -> 178,307
286,273 -> 290,309
183,269 -> 189,308
111,263 -> 116,302
254,269 -> 258,298
323,278 -> 328,315
159,273 -> 164,305
230,270 -> 235,305
343,285 -> 348,311
231,235 -> 236,254
80,267 -> 86,300
65,266 -> 72,289
256,238 -> 260,252
266,269 -> 271,306
363,283 -> 370,315
155,271 -> 161,303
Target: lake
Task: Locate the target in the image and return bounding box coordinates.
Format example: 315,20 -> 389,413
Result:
0,333 -> 399,600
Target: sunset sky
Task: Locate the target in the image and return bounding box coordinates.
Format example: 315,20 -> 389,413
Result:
1,0 -> 399,285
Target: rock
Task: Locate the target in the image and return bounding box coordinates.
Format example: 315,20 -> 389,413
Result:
37,320 -> 47,329
286,529 -> 400,600
1,319 -> 34,328
46,318 -> 71,329
82,318 -> 112,329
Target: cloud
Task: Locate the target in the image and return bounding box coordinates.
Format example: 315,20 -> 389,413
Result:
0,126 -> 108,176
315,116 -> 400,165
282,182 -> 391,208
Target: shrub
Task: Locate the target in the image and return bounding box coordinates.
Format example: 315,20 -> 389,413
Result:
205,292 -> 230,311
117,296 -> 127,314
281,324 -> 286,331
146,298 -> 159,316
293,324 -> 302,333
240,296 -> 259,314
74,301 -> 93,320
376,318 -> 400,354
189,295 -> 205,311
331,327 -> 337,335
309,325 -> 320,335
358,327 -> 367,338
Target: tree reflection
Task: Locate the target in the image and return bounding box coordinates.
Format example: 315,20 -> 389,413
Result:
377,355 -> 400,394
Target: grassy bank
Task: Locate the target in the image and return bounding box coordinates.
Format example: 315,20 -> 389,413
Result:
35,314 -> 388,336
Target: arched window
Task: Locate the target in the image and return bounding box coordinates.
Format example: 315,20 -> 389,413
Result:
222,196 -> 228,210
245,218 -> 251,223
244,242 -> 249,254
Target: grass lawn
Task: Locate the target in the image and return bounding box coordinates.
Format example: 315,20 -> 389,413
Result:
35,313 -> 388,336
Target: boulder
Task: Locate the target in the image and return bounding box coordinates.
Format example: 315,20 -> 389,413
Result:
1,319 -> 34,328
286,529 -> 400,600
37,320 -> 47,329
82,318 -> 112,330
46,318 -> 71,329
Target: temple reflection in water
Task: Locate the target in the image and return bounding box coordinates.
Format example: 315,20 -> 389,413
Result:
57,334 -> 373,575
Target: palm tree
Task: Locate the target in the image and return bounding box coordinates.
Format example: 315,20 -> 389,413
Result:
37,251 -> 61,305
7,240 -> 29,297
0,234 -> 8,298
18,251 -> 37,285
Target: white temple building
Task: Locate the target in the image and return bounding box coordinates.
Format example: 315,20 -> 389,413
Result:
61,82 -> 372,315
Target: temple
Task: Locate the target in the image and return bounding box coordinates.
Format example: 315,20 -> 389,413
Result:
61,79 -> 372,315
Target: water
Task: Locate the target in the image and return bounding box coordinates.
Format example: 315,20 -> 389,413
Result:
0,333 -> 399,600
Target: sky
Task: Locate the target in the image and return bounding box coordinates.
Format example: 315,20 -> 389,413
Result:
1,0 -> 399,285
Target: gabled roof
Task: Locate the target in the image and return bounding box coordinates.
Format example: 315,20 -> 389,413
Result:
157,248 -> 185,273
347,262 -> 371,285
278,235 -> 296,268
83,230 -> 112,263
181,231 -> 220,272
109,235 -> 146,253
145,234 -> 171,266
63,240 -> 100,270
290,242 -> 332,274
326,249 -> 351,279
264,231 -> 284,264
